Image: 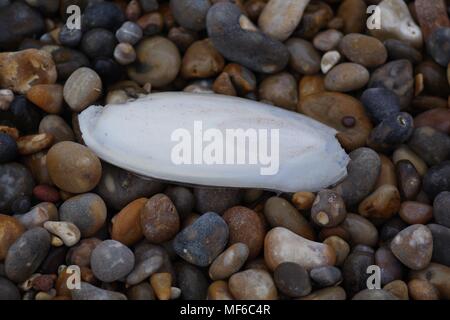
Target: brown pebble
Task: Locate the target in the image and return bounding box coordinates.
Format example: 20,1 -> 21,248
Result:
140,194 -> 180,244
324,63 -> 369,92
213,72 -> 237,96
181,39 -> 225,79
383,280 -> 409,300
223,206 -> 265,259
46,142 -> 102,194
338,33 -> 387,68
209,243 -> 249,281
399,201 -> 433,225
0,125 -> 19,140
414,109 -> 450,134
26,84 -> 63,114
311,190 -> 347,228
0,214 -> 25,261
17,133 -> 54,156
223,63 -> 256,95
33,185 -> 60,203
396,160 -> 421,200
32,274 -> 56,292
323,236 -> 350,266
111,198 -> 147,246
63,67 -> 102,113
408,279 -> 440,300
228,269 -> 277,300
150,273 -> 172,301
0,49 -> 57,94
375,154 -> 397,189
415,0 -> 450,40
358,185 -> 401,221
336,0 -> 367,34
291,192 -> 315,210
341,213 -> 378,247
259,72 -> 298,111
207,280 -> 234,300
410,263 -> 450,299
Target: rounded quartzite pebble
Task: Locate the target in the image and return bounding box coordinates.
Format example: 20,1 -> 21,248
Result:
47,142 -> 102,194
71,282 -> 127,300
128,36 -> 180,88
323,236 -> 350,266
390,224 -> 433,270
259,72 -> 298,111
0,214 -> 24,261
229,269 -> 277,300
181,39 -> 224,79
285,38 -> 321,75
341,214 -> 378,247
324,63 -> 369,92
223,206 -> 265,259
111,198 -> 147,246
5,227 -> 50,283
313,29 -> 343,52
43,221 -> 80,247
59,193 -> 107,238
206,2 -> 289,74
63,67 -> 102,113
264,227 -> 335,271
173,212 -> 228,267
339,34 -> 388,68
274,262 -> 311,298
358,185 -> 401,221
311,189 -> 347,228
209,243 -> 249,281
116,21 -> 143,45
0,49 -> 57,94
114,43 -> 136,65
264,196 -> 314,240
91,240 -> 135,283
140,194 -> 180,244
333,148 -> 381,207
408,279 -> 440,300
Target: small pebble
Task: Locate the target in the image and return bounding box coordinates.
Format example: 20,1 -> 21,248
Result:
274,262 -> 311,298
258,72 -> 298,111
229,269 -> 277,300
313,29 -> 343,51
342,246 -> 375,297
114,43 -> 136,65
358,185 -> 401,221
0,214 -> 24,261
341,214 -> 378,247
66,238 -> 101,268
390,224 -> 433,270
311,189 -> 346,228
399,202 -> 433,225
17,133 -> 53,156
173,212 -> 228,267
59,193 -> 106,238
47,142 -> 102,194
38,115 -> 75,143
0,163 -> 34,213
71,282 -> 127,300
91,240 -> 135,283
286,38 -> 321,75
320,50 -> 341,74
43,221 -> 80,247
111,198 -> 147,246
63,67 -> 102,113
339,33 -> 388,68
408,279 -> 440,300
310,266 -> 342,288
323,236 -> 350,266
116,21 -> 143,45
209,243 -> 249,281
150,273 -> 172,300
181,39 -> 224,79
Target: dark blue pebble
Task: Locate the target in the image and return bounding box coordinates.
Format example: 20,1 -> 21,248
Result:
361,88 -> 401,124
0,133 -> 17,164
82,2 -> 125,31
81,28 -> 117,59
368,112 -> 414,150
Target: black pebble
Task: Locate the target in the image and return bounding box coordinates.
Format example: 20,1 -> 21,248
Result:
92,58 -> 125,85
8,96 -> 42,134
368,112 -> 414,150
423,161 -> 450,199
82,1 -> 125,31
426,27 -> 450,67
81,28 -> 117,59
59,24 -> 83,47
361,88 -> 401,124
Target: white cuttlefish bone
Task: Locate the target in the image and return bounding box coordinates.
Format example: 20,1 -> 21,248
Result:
79,92 -> 350,192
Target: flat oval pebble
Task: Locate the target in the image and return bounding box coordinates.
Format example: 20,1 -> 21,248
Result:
209,243 -> 249,281
111,198 -> 147,246
47,142 -> 102,194
5,227 -> 50,282
339,34 -> 388,68
341,214 -> 378,247
59,193 -> 107,238
399,202 -> 433,225
324,63 -> 369,92
91,240 -> 135,283
63,67 -> 102,113
264,227 -> 336,271
71,282 -> 127,300
264,196 -> 314,240
390,224 -> 433,270
223,206 -> 265,259
229,269 -> 277,300
173,212 -> 228,267
274,262 -> 311,298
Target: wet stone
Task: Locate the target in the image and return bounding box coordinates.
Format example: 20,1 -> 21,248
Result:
91,240 -> 135,283
0,214 -> 24,261
391,224 -> 433,270
173,212 -> 229,267
5,227 -> 50,283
